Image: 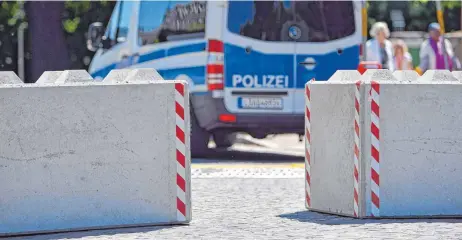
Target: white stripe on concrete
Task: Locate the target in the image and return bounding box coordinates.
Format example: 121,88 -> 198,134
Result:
371,136 -> 380,154
176,115 -> 185,133
177,162 -> 186,180
177,186 -> 186,204
371,90 -> 380,105
177,211 -> 186,222
371,157 -> 380,175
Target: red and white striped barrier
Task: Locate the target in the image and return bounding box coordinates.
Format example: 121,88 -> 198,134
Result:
0,69 -> 191,236
305,80 -> 312,209
353,81 -> 361,217
305,70 -> 362,217
370,81 -> 380,217
306,69 -> 462,218
175,82 -> 189,221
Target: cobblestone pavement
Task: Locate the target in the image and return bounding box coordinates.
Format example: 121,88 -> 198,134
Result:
11,173 -> 462,240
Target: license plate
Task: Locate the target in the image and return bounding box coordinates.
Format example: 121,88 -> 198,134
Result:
238,97 -> 283,110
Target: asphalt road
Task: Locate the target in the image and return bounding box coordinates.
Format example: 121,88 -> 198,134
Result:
7,135 -> 462,240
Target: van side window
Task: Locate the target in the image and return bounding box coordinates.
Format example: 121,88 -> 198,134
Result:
116,0 -> 134,43
138,0 -> 206,46
104,1 -> 121,45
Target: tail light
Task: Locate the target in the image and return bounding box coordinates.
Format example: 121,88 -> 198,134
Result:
359,44 -> 363,59
207,39 -> 224,93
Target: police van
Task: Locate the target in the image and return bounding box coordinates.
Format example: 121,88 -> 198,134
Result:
86,0 -> 362,156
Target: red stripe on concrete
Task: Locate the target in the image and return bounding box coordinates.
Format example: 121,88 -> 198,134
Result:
371,123 -> 380,140
371,146 -> 380,163
371,192 -> 380,208
354,189 -> 359,203
176,149 -> 185,168
306,192 -> 311,207
355,98 -> 360,113
306,85 -> 311,100
306,170 -> 311,186
175,83 -> 185,96
177,174 -> 186,192
177,197 -> 186,216
354,144 -> 359,158
176,126 -> 185,144
371,168 -> 380,186
354,166 -> 359,181
175,102 -> 184,120
305,127 -> 311,143
355,121 -> 360,136
371,101 -> 380,118
306,107 -> 311,122
371,81 -> 380,94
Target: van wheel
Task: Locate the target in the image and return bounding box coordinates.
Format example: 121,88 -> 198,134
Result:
213,131 -> 237,148
191,109 -> 210,157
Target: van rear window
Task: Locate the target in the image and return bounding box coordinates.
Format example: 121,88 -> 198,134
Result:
227,1 -> 356,42
138,1 -> 206,45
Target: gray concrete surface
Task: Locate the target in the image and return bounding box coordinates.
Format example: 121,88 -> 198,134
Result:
393,70 -> 420,82
0,81 -> 191,235
375,82 -> 462,216
309,82 -> 357,216
11,175 -> 462,240
419,70 -> 458,82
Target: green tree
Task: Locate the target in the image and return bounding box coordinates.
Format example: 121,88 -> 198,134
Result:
0,0 -> 115,82
367,0 -> 461,36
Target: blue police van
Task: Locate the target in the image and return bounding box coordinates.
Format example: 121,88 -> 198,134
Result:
86,0 -> 362,156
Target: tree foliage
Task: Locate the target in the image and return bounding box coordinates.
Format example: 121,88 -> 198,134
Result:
0,0 -> 115,82
367,0 -> 461,35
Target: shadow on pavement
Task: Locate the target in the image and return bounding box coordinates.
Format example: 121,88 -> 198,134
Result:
8,225 -> 183,240
193,148 -> 304,163
278,211 -> 462,225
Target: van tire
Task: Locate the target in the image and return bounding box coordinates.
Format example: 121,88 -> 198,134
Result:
191,109 -> 210,157
213,132 -> 237,148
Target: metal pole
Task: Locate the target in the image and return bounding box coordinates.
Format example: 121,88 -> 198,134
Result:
436,0 -> 449,70
362,0 -> 368,61
17,1 -> 26,82
18,22 -> 27,82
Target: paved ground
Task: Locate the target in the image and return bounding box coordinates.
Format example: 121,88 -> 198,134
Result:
13,176 -> 462,240
7,135 -> 462,240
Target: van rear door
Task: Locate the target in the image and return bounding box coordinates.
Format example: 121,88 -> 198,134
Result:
222,1 -> 297,114
293,1 -> 360,113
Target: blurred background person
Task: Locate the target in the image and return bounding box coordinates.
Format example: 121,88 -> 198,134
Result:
366,22 -> 394,71
393,39 -> 413,70
419,22 -> 461,72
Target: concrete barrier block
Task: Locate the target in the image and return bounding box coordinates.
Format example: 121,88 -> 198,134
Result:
0,80 -> 191,236
36,71 -> 64,84
364,81 -> 462,217
124,68 -> 164,82
103,69 -> 133,83
418,70 -> 458,82
393,70 -> 420,82
305,73 -> 361,217
306,69 -> 462,218
0,71 -> 22,84
55,70 -> 93,83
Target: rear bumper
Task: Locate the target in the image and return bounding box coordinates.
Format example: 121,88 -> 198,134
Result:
191,93 -> 304,136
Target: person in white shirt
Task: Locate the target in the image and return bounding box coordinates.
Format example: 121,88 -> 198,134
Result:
365,22 -> 395,71
393,39 -> 414,70
419,22 -> 461,72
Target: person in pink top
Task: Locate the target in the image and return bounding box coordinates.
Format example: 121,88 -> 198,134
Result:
393,40 -> 414,70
